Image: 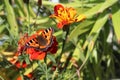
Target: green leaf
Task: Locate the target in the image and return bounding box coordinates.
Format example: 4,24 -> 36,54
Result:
0,4 -> 3,11
72,42 -> 85,62
98,0 -> 118,13
15,0 -> 27,16
112,4 -> 120,43
69,20 -> 94,41
0,25 -> 5,33
47,54 -> 56,64
83,13 -> 109,50
84,0 -> 118,18
54,30 -> 62,37
3,0 -> 18,37
84,3 -> 103,17
24,62 -> 38,75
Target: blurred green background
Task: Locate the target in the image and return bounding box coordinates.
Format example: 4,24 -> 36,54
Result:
0,0 -> 120,80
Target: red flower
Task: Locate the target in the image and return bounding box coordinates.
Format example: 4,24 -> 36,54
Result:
26,48 -> 46,60
15,60 -> 27,68
50,4 -> 86,29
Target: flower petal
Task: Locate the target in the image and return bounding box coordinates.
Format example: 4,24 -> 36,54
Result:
75,14 -> 86,22
15,61 -> 27,68
67,7 -> 76,20
30,51 -> 46,60
26,48 -> 46,60
57,22 -> 64,29
50,4 -> 86,29
54,4 -> 64,15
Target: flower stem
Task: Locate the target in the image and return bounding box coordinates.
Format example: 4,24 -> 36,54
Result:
61,25 -> 70,55
57,25 -> 70,64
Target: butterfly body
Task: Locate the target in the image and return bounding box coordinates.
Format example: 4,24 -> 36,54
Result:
25,27 -> 54,51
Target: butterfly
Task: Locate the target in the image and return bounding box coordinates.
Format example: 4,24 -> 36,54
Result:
25,27 -> 54,51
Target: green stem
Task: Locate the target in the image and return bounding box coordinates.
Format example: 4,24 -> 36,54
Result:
57,25 -> 70,65
27,4 -> 30,34
44,54 -> 47,64
52,68 -> 58,80
61,25 -> 70,57
45,65 -> 48,80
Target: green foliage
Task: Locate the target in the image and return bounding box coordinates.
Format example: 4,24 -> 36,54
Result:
0,0 -> 120,80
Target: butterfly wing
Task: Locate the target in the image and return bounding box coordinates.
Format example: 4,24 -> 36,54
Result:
37,27 -> 54,50
25,27 -> 54,51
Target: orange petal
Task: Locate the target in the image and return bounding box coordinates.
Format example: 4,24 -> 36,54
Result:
67,7 -> 76,19
37,52 -> 46,60
29,51 -> 46,60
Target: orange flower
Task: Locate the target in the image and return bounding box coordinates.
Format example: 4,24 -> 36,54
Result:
26,48 -> 46,60
50,4 -> 86,29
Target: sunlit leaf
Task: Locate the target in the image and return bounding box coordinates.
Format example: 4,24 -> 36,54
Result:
3,0 -> 18,37
0,25 -> 5,33
15,0 -> 27,16
112,4 -> 120,43
47,54 -> 56,64
72,42 -> 85,62
83,13 -> 109,50
98,0 -> 118,13
84,3 -> 103,18
69,20 -> 94,41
